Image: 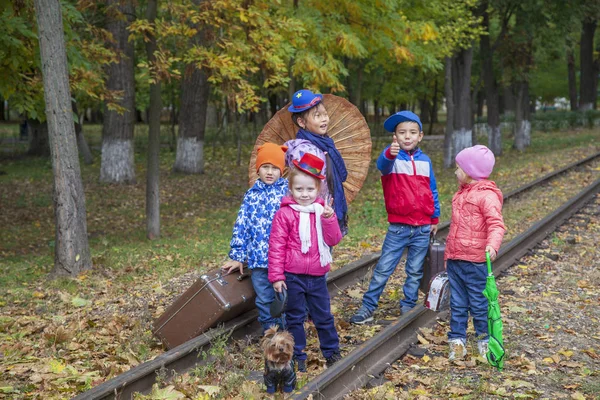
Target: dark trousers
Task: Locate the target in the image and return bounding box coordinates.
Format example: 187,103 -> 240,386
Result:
284,272 -> 339,360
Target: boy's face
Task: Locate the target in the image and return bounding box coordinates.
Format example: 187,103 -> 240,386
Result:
258,163 -> 281,185
394,121 -> 423,152
290,172 -> 318,206
298,104 -> 329,135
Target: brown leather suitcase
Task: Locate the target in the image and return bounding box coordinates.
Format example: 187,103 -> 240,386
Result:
153,269 -> 256,349
419,235 -> 445,293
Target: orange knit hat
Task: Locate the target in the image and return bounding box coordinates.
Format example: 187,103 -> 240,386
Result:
256,142 -> 288,172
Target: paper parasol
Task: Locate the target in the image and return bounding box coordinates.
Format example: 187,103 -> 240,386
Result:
248,94 -> 372,204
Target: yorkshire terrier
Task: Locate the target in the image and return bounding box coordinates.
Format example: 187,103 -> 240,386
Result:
261,325 -> 296,394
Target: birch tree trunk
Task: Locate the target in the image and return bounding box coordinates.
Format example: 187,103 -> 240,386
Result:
100,0 -> 136,183
444,48 -> 473,168
513,81 -> 531,151
34,0 -> 92,276
480,6 -> 502,156
173,0 -> 210,174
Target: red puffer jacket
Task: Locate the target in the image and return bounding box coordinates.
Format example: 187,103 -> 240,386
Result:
444,180 -> 505,263
268,196 -> 342,283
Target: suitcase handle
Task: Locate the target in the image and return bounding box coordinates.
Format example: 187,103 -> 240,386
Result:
237,272 -> 251,281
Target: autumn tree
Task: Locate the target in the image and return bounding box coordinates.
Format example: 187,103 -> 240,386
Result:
33,0 -> 92,276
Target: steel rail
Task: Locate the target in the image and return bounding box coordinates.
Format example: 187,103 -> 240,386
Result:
74,153 -> 599,399
292,177 -> 600,400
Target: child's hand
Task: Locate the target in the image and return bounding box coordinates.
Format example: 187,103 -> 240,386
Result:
221,260 -> 243,275
390,135 -> 400,157
323,204 -> 334,219
273,280 -> 287,293
431,224 -> 438,236
485,246 -> 497,261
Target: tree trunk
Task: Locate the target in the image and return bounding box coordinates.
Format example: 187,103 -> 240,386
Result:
27,119 -> 50,156
174,0 -> 210,174
514,81 -> 531,151
431,78 -> 439,125
100,0 -> 136,184
579,19 -> 597,111
174,63 -> 209,173
351,64 -> 364,108
480,7 -> 502,155
146,0 -> 161,239
0,95 -> 5,121
502,85 -> 515,114
420,95 -> 430,124
73,102 -> 94,165
567,46 -> 578,111
34,0 -> 92,276
443,56 -> 454,168
444,48 -> 473,168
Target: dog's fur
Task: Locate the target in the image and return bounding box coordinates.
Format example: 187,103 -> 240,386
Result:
261,325 -> 296,393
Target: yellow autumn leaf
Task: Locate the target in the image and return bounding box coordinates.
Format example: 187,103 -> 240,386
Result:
32,291 -> 46,299
558,349 -> 573,358
198,385 -> 220,396
543,357 -> 555,364
49,359 -> 66,374
422,355 -> 431,363
417,334 -> 430,345
571,392 -> 586,400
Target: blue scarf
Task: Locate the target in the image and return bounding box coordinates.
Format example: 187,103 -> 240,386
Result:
296,129 -> 348,226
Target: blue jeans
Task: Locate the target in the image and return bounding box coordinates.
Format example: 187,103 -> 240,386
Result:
362,223 -> 430,312
446,259 -> 489,341
285,273 -> 339,360
251,268 -> 282,332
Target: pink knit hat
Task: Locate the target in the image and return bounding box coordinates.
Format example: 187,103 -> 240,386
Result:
455,145 -> 495,181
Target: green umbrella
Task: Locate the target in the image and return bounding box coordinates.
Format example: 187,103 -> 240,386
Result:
483,252 -> 505,370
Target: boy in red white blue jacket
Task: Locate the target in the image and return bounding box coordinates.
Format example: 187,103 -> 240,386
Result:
351,110 -> 440,324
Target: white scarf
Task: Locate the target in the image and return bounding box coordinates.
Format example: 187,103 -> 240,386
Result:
289,203 -> 332,267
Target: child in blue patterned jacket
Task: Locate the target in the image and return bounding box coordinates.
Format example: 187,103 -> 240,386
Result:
221,143 -> 289,333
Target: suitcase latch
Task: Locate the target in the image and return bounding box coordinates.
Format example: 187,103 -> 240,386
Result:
216,277 -> 228,286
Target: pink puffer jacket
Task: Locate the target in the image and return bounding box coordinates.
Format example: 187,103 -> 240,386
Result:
444,180 -> 505,263
268,196 -> 342,283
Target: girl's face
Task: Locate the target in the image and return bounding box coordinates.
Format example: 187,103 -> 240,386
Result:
394,121 -> 423,152
258,163 -> 281,185
455,164 -> 472,185
298,104 -> 329,135
290,172 -> 319,206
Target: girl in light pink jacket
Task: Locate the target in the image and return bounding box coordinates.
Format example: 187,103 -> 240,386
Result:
268,153 -> 342,372
445,145 -> 505,361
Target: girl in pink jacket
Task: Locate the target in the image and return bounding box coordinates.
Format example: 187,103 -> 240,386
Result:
445,145 -> 505,361
268,153 -> 343,372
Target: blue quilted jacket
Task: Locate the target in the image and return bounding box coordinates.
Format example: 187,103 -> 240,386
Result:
228,177 -> 288,269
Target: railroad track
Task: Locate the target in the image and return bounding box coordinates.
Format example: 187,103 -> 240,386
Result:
74,151 -> 600,400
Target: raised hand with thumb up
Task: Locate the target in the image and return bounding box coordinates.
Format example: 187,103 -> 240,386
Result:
390,135 -> 400,157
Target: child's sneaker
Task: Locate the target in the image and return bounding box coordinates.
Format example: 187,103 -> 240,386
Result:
325,351 -> 342,367
448,338 -> 467,361
349,307 -> 373,325
478,340 -> 489,357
